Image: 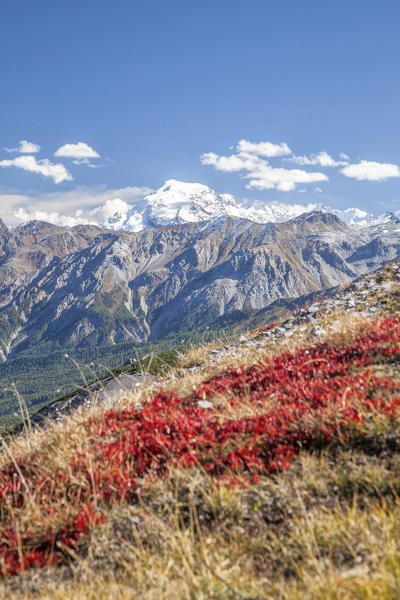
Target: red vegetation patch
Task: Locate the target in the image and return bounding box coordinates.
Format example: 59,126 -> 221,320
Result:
0,316 -> 399,575
249,321 -> 279,336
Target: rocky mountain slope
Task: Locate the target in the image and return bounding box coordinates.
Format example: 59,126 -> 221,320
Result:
1,210 -> 400,362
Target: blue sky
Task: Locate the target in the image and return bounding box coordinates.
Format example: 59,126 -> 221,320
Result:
1,0 -> 400,225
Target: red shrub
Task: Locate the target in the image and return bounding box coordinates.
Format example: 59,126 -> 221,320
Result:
0,315 -> 399,575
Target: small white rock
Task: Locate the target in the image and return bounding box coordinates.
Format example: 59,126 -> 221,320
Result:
309,325 -> 326,338
307,304 -> 319,314
197,400 -> 213,409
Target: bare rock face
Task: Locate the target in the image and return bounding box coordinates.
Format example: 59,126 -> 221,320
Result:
0,211 -> 399,359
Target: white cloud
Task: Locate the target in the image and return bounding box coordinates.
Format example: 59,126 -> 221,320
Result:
236,139 -> 292,157
200,151 -> 256,172
341,160 -> 400,181
90,198 -> 131,221
3,140 -> 41,153
201,142 -> 328,191
0,185 -> 153,227
314,187 -> 323,193
201,139 -> 292,173
246,164 -> 328,191
19,140 -> 40,153
0,155 -> 72,184
339,152 -> 350,160
54,142 -> 100,159
287,151 -> 348,167
72,158 -> 103,168
13,207 -> 97,228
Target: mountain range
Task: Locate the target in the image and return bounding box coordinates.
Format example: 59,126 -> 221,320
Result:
1,206 -> 400,359
99,179 -> 398,231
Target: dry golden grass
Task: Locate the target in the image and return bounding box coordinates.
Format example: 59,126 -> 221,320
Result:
3,449 -> 400,599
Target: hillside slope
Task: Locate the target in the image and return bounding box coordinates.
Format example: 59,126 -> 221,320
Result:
0,259 -> 399,599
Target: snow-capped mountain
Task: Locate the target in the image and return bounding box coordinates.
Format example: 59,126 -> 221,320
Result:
103,180 -> 253,231
102,179 -> 397,231
249,203 -> 378,226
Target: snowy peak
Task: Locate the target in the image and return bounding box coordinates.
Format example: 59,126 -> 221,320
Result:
326,208 -> 399,227
249,201 -> 321,224
103,179 -> 254,232
253,204 -> 381,227
141,179 -> 252,226
324,207 -> 373,226
101,179 -> 398,233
